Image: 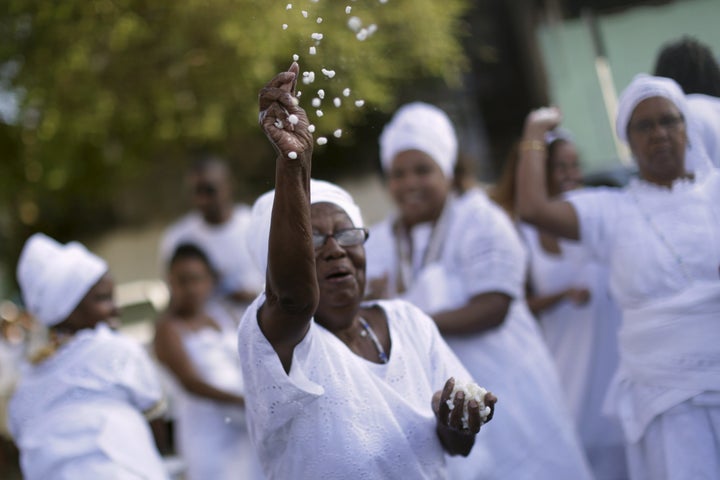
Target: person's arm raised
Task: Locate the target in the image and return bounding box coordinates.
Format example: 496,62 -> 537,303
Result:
516,107 -> 580,241
257,62 -> 319,371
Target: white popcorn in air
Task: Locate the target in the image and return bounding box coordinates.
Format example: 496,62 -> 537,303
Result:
286,3 -> 292,10
445,380 -> 493,430
287,151 -> 298,159
311,98 -> 321,108
302,71 -> 315,84
321,68 -> 336,78
311,32 -> 324,41
287,114 -> 299,125
354,99 -> 365,107
345,6 -> 352,14
379,0 -> 388,3
308,124 -> 316,133
316,136 -> 328,145
333,97 -> 341,107
282,24 -> 288,30
291,96 -> 300,105
309,46 -> 317,55
356,29 -> 368,41
333,129 -> 342,138
317,89 -> 325,99
347,16 -> 362,32
292,54 -> 299,61
367,24 -> 378,35
316,17 -> 323,24
302,10 -> 308,18
342,88 -> 351,97
316,109 -> 324,117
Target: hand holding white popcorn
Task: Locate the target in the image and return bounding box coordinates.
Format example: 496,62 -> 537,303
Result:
433,378 -> 497,435
258,62 -> 313,160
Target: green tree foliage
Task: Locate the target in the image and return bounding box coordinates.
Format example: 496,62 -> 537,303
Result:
0,0 -> 470,289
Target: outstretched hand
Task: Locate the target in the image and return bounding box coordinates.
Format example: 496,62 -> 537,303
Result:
258,62 -> 313,159
522,106 -> 563,141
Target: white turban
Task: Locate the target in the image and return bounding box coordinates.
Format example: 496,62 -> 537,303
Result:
379,102 -> 458,178
16,233 -> 108,327
246,179 -> 364,275
616,74 -> 687,143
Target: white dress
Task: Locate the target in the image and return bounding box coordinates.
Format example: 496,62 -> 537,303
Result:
238,295 -> 473,480
366,189 -> 592,480
173,325 -> 263,480
569,170 -> 720,480
687,93 -> 720,170
520,221 -> 627,479
9,323 -> 168,480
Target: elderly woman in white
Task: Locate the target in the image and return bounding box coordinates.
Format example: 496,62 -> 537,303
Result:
9,233 -> 168,480
517,74 -> 720,480
237,63 -> 496,480
364,102 -> 592,479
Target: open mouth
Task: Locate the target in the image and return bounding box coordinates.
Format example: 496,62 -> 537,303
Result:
325,269 -> 353,281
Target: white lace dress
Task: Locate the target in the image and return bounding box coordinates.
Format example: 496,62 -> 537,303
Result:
238,296 -> 472,480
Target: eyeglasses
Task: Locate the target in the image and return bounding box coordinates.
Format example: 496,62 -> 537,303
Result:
628,115 -> 684,136
312,228 -> 369,249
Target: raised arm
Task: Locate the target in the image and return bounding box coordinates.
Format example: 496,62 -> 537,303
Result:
516,107 -> 580,240
257,63 -> 318,371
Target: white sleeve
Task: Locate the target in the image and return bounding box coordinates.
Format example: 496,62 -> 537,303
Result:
566,187 -> 621,263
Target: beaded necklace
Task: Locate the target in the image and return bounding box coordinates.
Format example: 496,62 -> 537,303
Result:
358,317 -> 388,364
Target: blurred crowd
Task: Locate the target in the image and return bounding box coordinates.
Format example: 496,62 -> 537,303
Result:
1,35 -> 720,480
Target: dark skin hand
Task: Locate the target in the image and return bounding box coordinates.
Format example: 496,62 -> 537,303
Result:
432,377 -> 498,456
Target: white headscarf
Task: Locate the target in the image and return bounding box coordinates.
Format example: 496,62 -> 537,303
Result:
246,179 -> 364,275
16,233 -> 108,327
379,102 -> 458,178
616,73 -> 687,143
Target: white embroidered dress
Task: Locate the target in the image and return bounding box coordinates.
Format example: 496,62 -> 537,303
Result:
568,170 -> 720,479
238,296 -> 471,480
366,189 -> 592,480
9,323 -> 168,480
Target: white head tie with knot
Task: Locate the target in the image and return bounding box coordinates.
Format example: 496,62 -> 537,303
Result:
379,102 -> 458,178
246,179 -> 364,276
16,233 -> 108,327
616,74 -> 687,143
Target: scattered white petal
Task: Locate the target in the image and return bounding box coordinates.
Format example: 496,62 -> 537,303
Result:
317,136 -> 328,145
345,6 -> 352,14
292,54 -> 299,61
354,99 -> 365,107
316,109 -> 324,117
286,3 -> 292,10
347,16 -> 362,32
316,17 -> 323,24
288,114 -> 299,125
282,24 -> 288,30
288,151 -> 298,159
317,89 -> 325,99
308,124 -> 316,133
309,46 -> 316,55
333,129 -> 342,138
311,32 -> 324,41
333,97 -> 341,107
302,10 -> 308,18
342,88 -> 351,97
311,98 -> 321,108
321,68 -> 336,78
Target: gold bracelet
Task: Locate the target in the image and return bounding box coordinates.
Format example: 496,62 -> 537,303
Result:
519,139 -> 546,153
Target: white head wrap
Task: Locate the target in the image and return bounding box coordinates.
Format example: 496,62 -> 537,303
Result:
16,233 -> 108,327
246,179 -> 364,275
616,74 -> 687,143
379,102 -> 458,178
